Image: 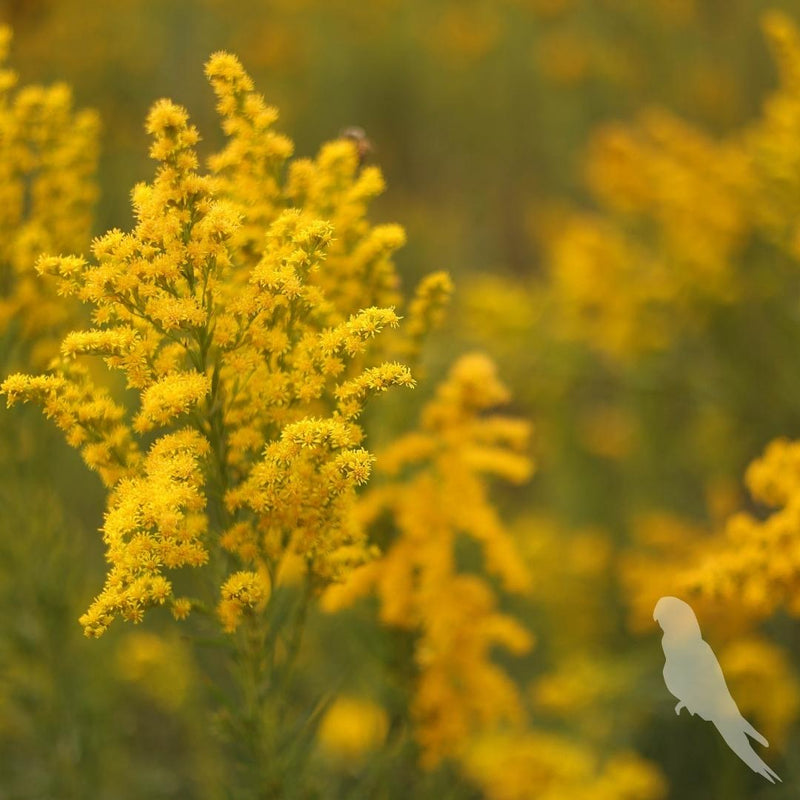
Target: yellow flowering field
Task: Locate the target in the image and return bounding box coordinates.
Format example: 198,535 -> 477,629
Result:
1,2 -> 799,798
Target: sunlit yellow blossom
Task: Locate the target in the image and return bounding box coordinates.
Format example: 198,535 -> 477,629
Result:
540,12 -> 800,365
543,76 -> 756,359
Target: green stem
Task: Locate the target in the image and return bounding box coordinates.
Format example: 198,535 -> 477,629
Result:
275,575 -> 313,723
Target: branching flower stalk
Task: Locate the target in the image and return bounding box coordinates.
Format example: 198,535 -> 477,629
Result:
324,354 -> 535,768
0,52 -> 456,795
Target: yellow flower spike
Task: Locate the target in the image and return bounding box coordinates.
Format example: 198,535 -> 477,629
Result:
133,371 -> 211,433
77,429 -> 210,636
61,328 -> 139,360
205,51 -> 294,263
334,363 -> 415,421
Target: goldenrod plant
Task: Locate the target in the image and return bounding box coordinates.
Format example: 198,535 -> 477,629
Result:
324,353 -> 535,768
0,50 -> 530,798
3,54 -> 416,637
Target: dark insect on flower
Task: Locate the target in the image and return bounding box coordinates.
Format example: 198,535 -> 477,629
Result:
340,126 -> 373,166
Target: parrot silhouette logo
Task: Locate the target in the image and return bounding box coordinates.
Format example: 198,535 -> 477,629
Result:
653,596 -> 781,784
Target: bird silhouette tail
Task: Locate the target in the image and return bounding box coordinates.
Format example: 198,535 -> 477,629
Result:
714,718 -> 781,784
741,717 -> 768,748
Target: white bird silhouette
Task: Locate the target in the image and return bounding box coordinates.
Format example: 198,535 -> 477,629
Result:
653,596 -> 781,784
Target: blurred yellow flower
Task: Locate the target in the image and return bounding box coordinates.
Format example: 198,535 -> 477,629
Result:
718,636 -> 800,749
317,696 -> 389,761
461,731 -> 666,800
0,26 -> 98,368
116,631 -> 193,710
685,437 -> 800,618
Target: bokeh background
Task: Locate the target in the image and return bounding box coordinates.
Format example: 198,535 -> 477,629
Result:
2,0 -> 800,797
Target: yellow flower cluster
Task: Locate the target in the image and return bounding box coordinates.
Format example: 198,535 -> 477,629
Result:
218,569 -> 270,633
79,429 -> 210,637
685,438 -> 800,617
1,362 -> 138,487
324,353 -> 533,766
397,270 -> 454,364
285,143 -> 405,321
0,27 -> 99,367
2,52 -> 426,636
